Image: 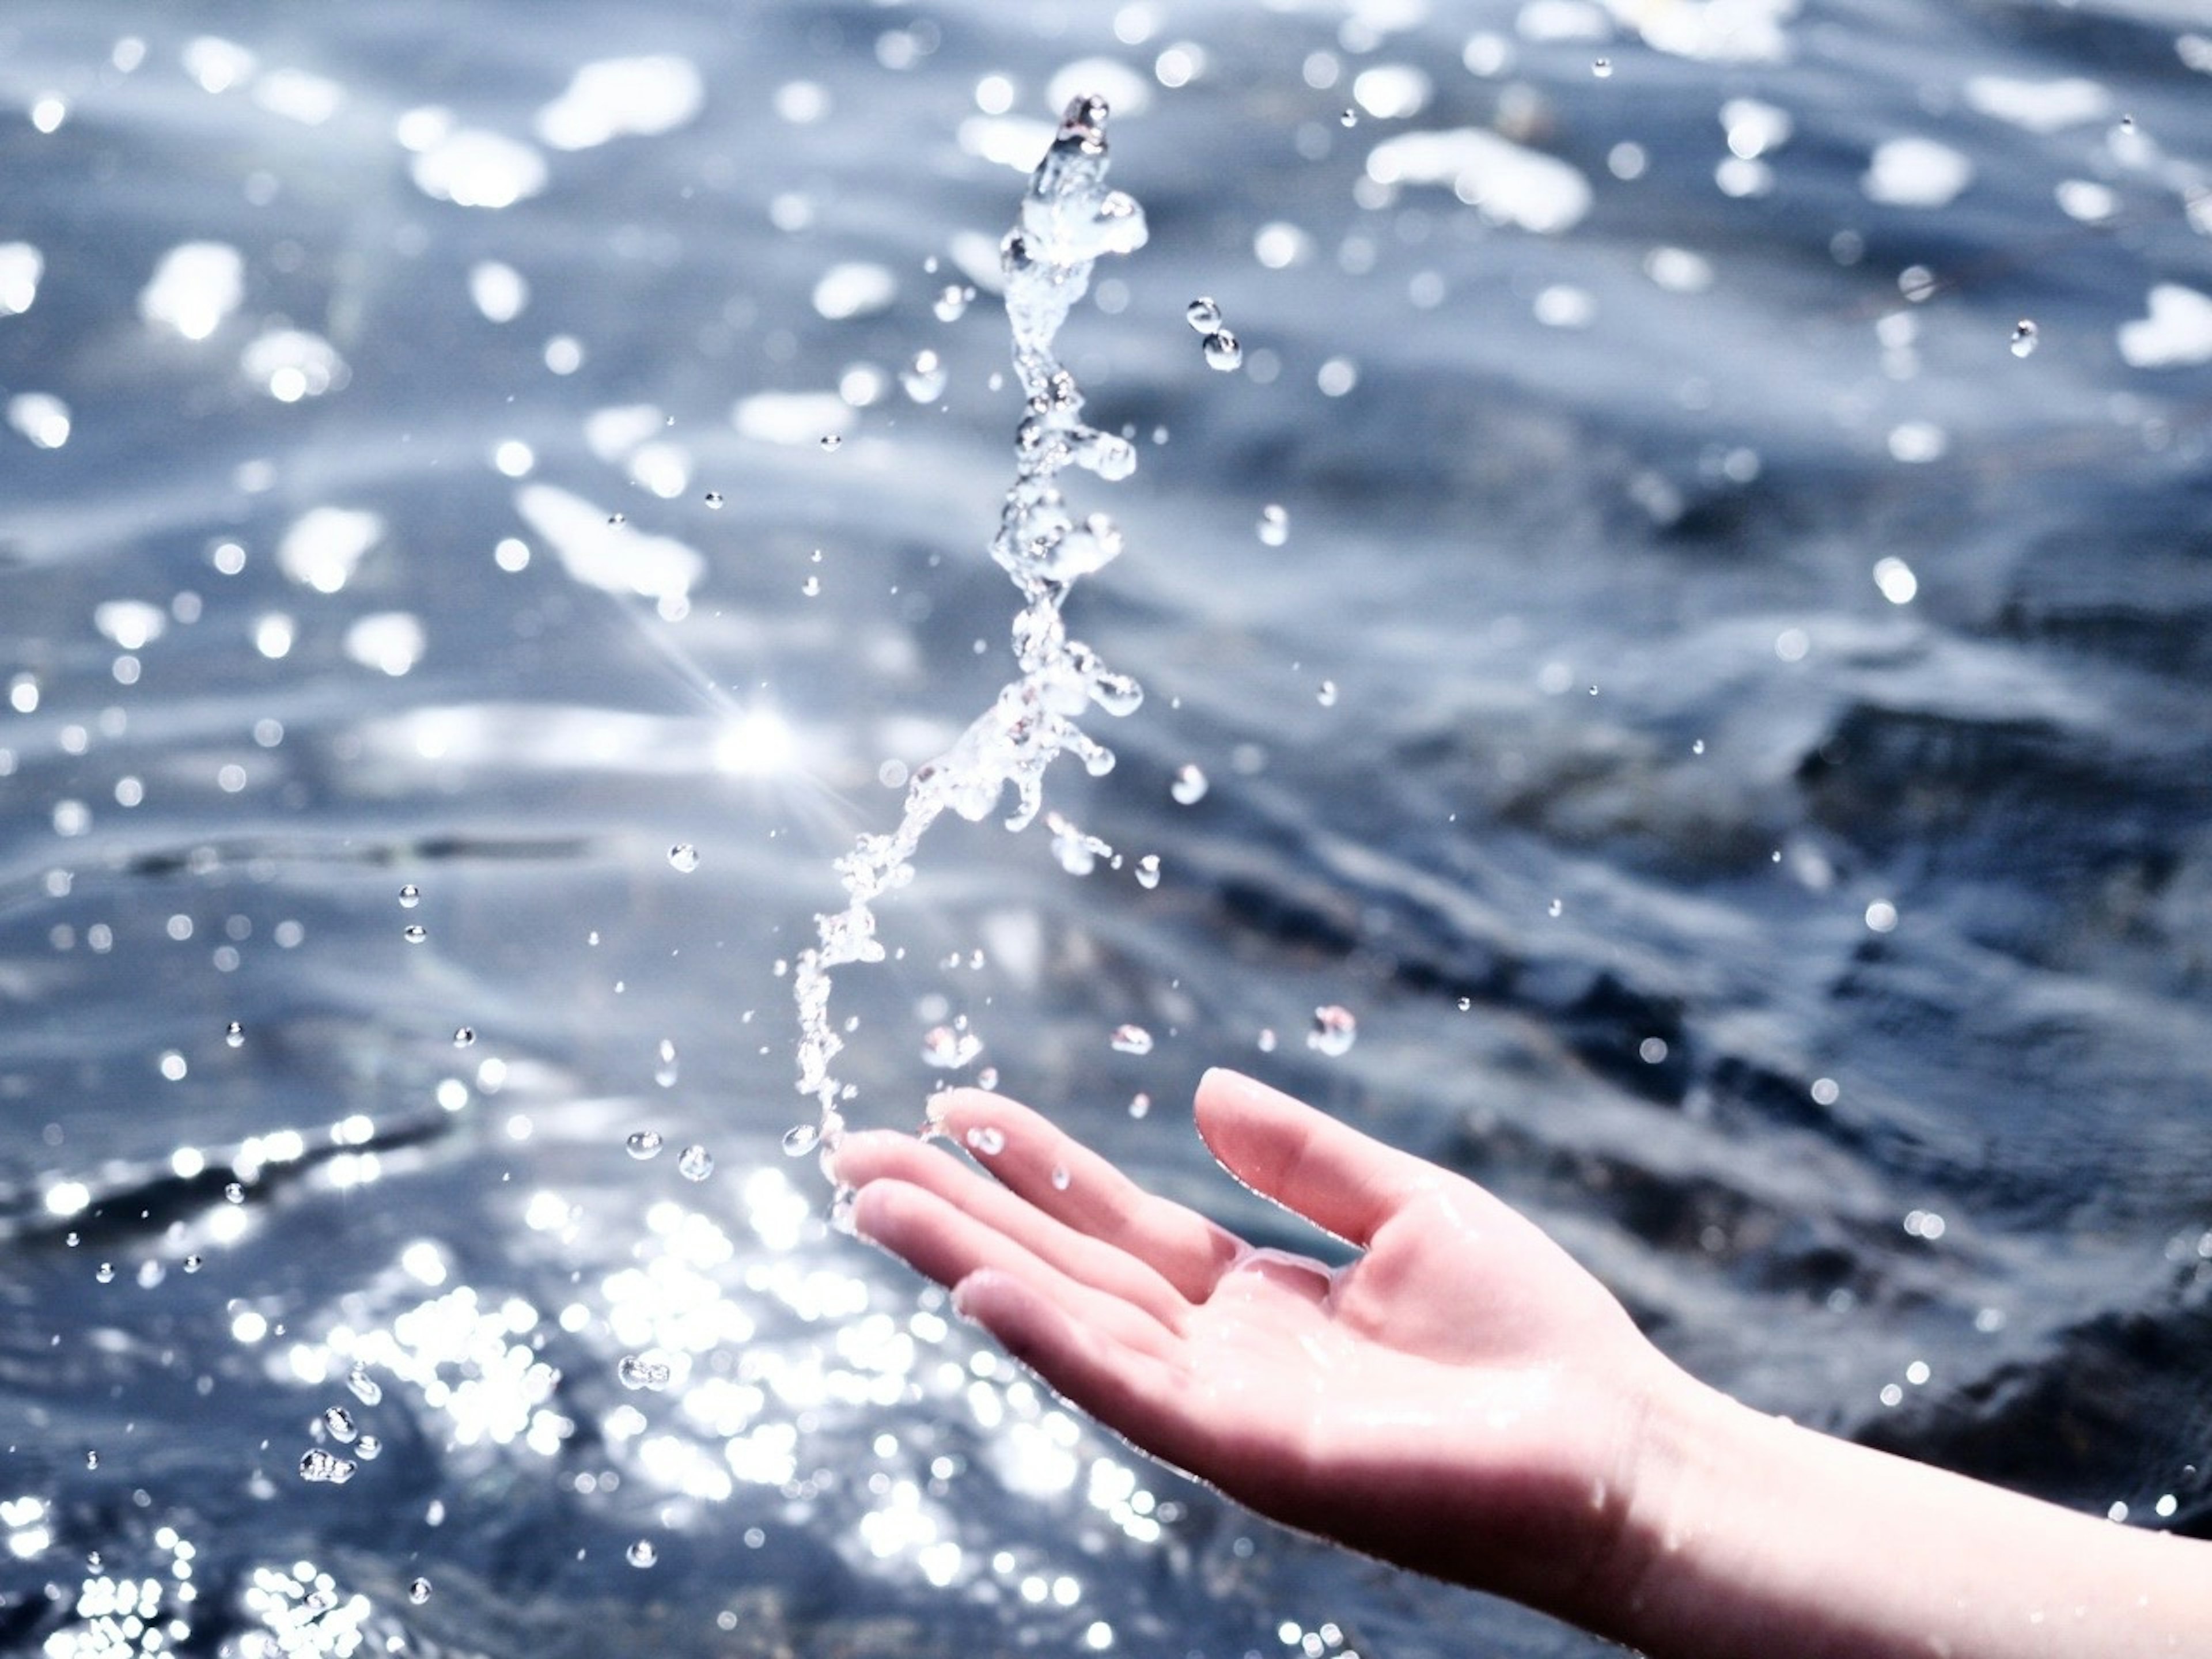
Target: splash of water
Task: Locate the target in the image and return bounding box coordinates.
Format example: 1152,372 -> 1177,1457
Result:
793,94 -> 1148,1153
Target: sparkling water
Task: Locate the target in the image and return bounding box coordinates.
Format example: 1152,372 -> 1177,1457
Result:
793,94 -> 1147,1152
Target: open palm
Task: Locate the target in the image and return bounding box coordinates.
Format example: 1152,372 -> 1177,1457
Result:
834,1068 -> 1671,1608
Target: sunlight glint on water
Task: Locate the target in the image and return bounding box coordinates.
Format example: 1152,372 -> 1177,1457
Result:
793,95 -> 1147,1162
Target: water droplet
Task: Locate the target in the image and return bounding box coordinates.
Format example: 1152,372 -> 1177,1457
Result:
625,1130 -> 664,1160
356,1433 -> 382,1460
2119,113 -> 2134,133
627,1540 -> 658,1569
1256,503 -> 1289,546
323,1406 -> 358,1442
347,1364 -> 383,1406
225,1020 -> 245,1047
608,512 -> 628,526
1316,679 -> 1338,707
933,283 -> 972,322
782,1122 -> 820,1157
677,1144 -> 714,1181
399,884 -> 421,908
1457,997 -> 1473,1012
802,575 -> 821,597
703,490 -> 725,508
1109,1024 -> 1154,1056
961,1125 -> 1005,1158
818,434 -> 842,452
1548,897 -> 1564,918
96,1262 -> 115,1283
1050,1164 -> 1071,1191
85,1449 -> 99,1469
618,1354 -> 673,1391
1134,854 -> 1161,889
403,923 -> 427,944
1185,297 -> 1222,334
902,349 -> 948,402
182,1253 -> 203,1272
1128,1092 -> 1151,1118
225,1181 -> 245,1203
668,843 -> 700,873
1692,738 -> 1706,755
1170,764 -> 1209,805
408,1578 -> 431,1605
921,1025 -> 984,1069
1202,329 -> 1243,372
452,1027 -> 476,1047
1339,107 -> 1358,127
1307,1005 -> 1357,1056
1592,57 -> 1612,78
2009,318 -> 2039,358
299,1448 -> 357,1484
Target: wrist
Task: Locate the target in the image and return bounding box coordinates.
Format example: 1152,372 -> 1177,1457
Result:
1547,1354 -> 1745,1645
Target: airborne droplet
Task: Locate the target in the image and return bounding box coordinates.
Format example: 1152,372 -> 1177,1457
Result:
782,1122 -> 820,1157
2009,319 -> 2039,358
402,923 -> 427,944
1109,1024 -> 1154,1056
1170,764 -> 1209,805
399,884 -> 421,908
618,1354 -> 673,1391
408,1578 -> 431,1605
347,1364 -> 383,1406
627,1540 -> 658,1568
1134,854 -> 1161,889
625,1130 -> 664,1160
225,1020 -> 245,1047
902,349 -> 948,402
299,1448 -> 357,1484
1592,57 -> 1613,78
1256,503 -> 1289,546
668,843 -> 700,873
1185,297 -> 1222,334
1307,1005 -> 1357,1056
323,1406 -> 358,1443
921,1025 -> 983,1069
453,1027 -> 476,1047
677,1144 -> 714,1181
1202,329 -> 1243,372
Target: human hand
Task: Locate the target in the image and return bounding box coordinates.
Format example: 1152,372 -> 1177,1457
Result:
832,1067 -> 1679,1615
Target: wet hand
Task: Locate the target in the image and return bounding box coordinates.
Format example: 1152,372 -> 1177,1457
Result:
831,1067 -> 1673,1609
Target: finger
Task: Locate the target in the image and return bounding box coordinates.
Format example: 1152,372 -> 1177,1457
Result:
834,1128 -> 1190,1328
952,1267 -> 1219,1483
930,1089 -> 1245,1302
1194,1068 -> 1425,1248
851,1177 -> 1176,1361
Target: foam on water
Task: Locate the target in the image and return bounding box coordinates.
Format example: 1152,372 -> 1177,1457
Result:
793,95 -> 1147,1152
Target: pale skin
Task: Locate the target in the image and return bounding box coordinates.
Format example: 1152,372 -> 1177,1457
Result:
832,1067 -> 2212,1659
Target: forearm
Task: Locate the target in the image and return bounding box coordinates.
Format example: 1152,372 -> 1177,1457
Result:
1579,1374 -> 2212,1659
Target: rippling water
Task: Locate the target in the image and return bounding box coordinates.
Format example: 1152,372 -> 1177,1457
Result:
3,3 -> 2210,1655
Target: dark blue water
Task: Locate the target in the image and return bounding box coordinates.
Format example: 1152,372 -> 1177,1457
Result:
3,3 -> 2209,1654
